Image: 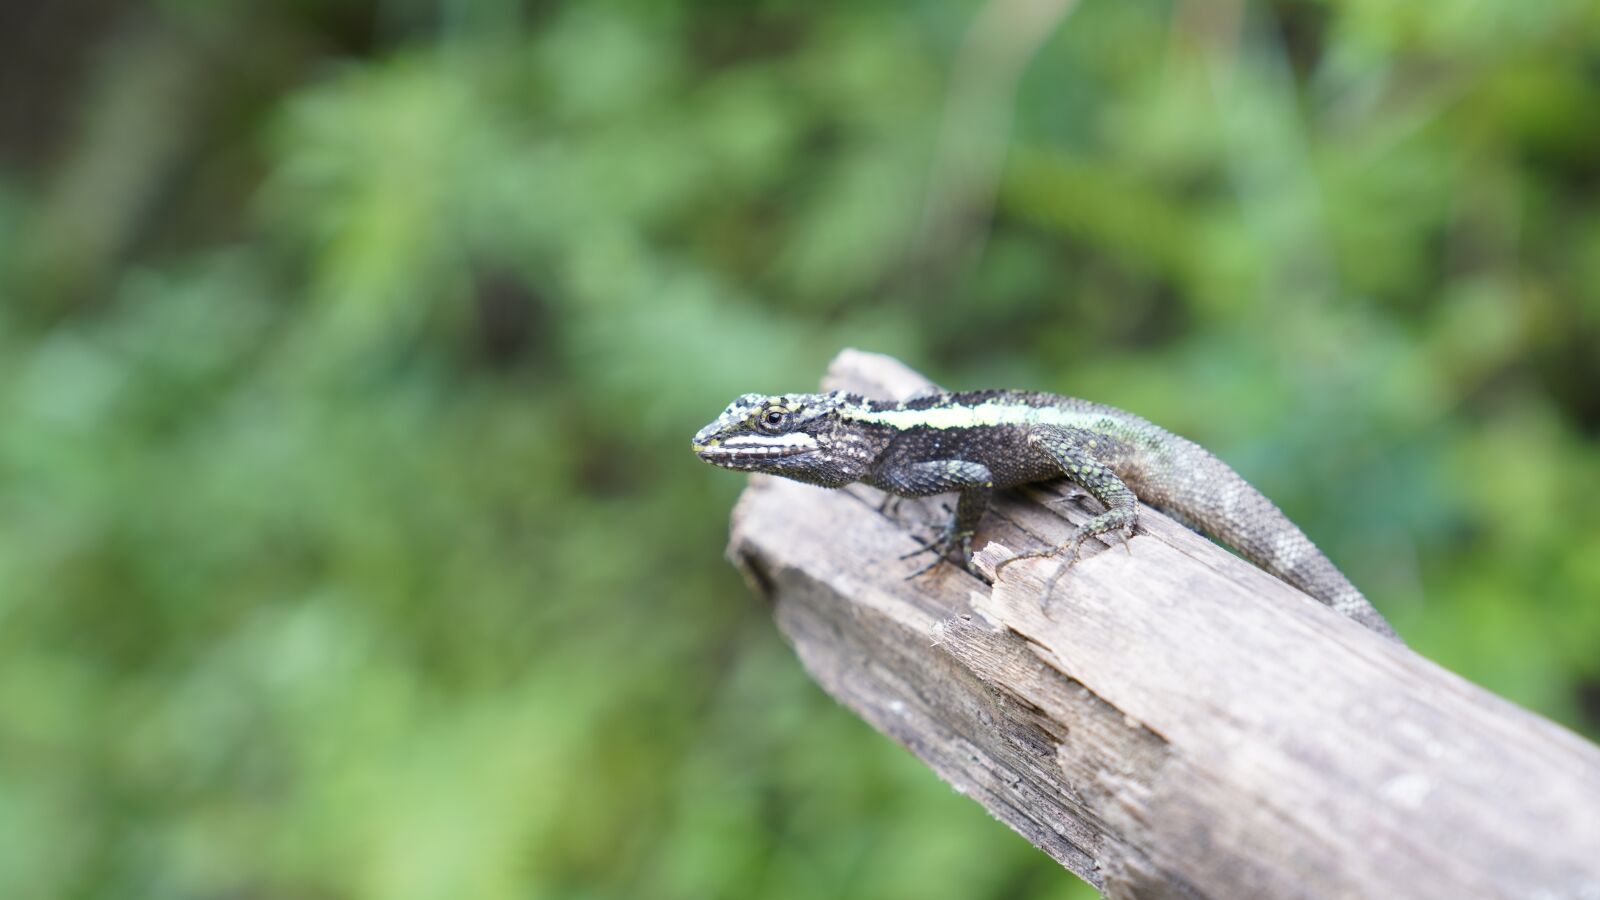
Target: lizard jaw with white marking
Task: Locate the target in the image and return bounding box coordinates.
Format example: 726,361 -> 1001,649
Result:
693,432 -> 821,469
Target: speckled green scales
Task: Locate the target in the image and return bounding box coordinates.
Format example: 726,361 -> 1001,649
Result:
694,389 -> 1399,641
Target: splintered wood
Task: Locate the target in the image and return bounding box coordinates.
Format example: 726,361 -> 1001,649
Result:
726,349 -> 1600,899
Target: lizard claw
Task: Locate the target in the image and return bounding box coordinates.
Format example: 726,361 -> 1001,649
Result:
994,535 -> 1086,581
901,524 -> 974,579
897,534 -> 937,560
996,518 -> 1137,581
903,554 -> 946,580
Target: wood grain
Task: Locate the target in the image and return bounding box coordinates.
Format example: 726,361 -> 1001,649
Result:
725,349 -> 1600,899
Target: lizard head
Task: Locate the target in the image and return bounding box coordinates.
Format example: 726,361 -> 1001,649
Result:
692,391 -> 872,487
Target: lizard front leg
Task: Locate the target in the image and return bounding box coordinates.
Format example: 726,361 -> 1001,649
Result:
873,459 -> 994,578
995,426 -> 1139,581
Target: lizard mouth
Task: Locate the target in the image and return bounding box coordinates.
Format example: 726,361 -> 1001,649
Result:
693,434 -> 820,466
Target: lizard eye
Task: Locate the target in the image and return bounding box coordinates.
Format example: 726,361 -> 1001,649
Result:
759,409 -> 787,431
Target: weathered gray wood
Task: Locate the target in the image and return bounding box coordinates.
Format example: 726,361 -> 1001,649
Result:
726,349 -> 1600,899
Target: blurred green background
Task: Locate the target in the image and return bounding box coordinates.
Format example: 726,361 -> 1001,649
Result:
2,0 -> 1598,897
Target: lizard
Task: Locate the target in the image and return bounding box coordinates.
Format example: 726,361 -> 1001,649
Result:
692,388 -> 1401,642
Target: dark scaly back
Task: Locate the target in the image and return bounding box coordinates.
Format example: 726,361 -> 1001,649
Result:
853,388 -> 1396,638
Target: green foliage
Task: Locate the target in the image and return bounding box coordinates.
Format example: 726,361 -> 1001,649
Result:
1,0 -> 1597,896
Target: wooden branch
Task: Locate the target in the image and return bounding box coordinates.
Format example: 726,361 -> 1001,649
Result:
726,349 -> 1600,899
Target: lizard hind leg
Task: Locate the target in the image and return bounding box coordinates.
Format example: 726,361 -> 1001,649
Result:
994,427 -> 1140,584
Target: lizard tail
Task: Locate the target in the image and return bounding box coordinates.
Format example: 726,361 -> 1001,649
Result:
1137,438 -> 1402,643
